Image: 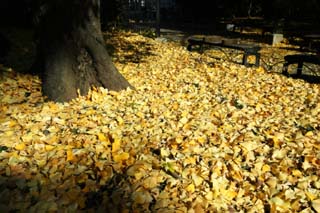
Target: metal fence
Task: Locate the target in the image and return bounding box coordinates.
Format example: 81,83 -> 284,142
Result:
122,0 -> 176,23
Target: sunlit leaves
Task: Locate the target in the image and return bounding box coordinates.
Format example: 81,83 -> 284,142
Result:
0,30 -> 320,211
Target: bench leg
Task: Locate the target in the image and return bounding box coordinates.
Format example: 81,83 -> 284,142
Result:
282,63 -> 289,76
199,44 -> 204,53
242,54 -> 248,66
242,53 -> 260,67
255,53 -> 260,67
187,44 -> 192,51
297,62 -> 303,76
187,43 -> 204,53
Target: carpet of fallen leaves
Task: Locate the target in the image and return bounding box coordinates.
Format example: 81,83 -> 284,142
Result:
1,30 -> 320,212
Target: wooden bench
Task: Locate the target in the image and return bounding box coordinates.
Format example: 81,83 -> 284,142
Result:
187,37 -> 261,67
282,54 -> 320,76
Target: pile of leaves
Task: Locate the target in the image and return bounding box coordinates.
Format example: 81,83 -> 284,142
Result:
0,30 -> 320,212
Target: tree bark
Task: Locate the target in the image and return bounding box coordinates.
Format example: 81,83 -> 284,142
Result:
35,0 -> 132,102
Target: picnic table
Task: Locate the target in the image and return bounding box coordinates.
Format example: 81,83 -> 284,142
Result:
187,37 -> 261,67
303,34 -> 320,51
282,34 -> 320,76
282,54 -> 320,76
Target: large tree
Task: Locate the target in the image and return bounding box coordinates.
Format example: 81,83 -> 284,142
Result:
34,0 -> 132,102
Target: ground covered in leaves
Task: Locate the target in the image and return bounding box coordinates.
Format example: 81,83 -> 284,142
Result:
0,30 -> 320,212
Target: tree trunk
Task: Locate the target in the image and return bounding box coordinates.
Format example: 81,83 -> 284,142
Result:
35,0 -> 132,102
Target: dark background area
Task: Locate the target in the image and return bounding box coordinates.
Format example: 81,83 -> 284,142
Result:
1,0 -> 320,30
0,0 -> 320,71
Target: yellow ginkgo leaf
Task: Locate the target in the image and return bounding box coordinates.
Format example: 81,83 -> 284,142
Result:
305,190 -> 318,201
9,120 -> 17,127
116,117 -> 124,125
256,66 -> 266,73
262,164 -> 271,172
192,173 -> 204,186
45,145 -> 55,151
66,149 -> 75,161
5,130 -> 14,136
131,191 -> 152,204
15,143 -> 26,150
97,133 -> 108,142
112,137 -> 121,152
197,136 -> 206,144
291,169 -> 302,177
184,156 -> 196,165
113,152 -> 129,163
312,199 -> 320,212
222,189 -> 238,201
47,135 -> 59,144
186,183 -> 195,193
